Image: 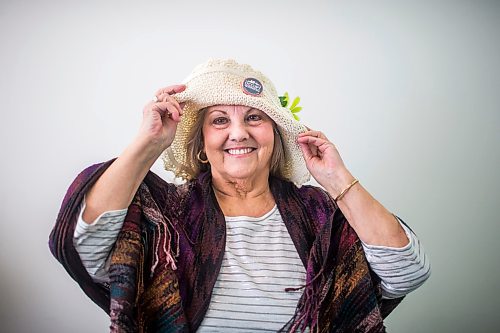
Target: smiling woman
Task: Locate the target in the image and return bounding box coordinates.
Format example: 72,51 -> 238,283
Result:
49,59 -> 430,332
202,106 -> 277,217
186,106 -> 286,185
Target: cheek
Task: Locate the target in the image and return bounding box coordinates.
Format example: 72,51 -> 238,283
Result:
258,128 -> 275,156
202,127 -> 225,153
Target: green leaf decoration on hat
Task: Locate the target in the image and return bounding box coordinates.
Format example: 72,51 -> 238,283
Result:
279,92 -> 289,107
279,92 -> 302,121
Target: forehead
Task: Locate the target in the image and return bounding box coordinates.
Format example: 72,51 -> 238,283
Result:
206,105 -> 261,114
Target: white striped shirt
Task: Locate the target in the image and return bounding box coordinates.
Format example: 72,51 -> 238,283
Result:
74,200 -> 430,331
198,206 -> 306,332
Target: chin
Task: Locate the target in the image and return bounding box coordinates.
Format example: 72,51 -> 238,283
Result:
219,164 -> 259,180
224,169 -> 255,180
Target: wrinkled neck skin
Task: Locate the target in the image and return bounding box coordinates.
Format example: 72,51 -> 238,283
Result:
211,169 -> 275,217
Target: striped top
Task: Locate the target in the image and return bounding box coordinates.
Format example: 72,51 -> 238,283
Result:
74,200 -> 430,331
197,206 -> 306,332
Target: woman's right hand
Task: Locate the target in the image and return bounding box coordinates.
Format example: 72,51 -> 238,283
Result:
137,84 -> 186,152
82,84 -> 186,223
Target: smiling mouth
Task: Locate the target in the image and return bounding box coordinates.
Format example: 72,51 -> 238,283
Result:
225,148 -> 256,155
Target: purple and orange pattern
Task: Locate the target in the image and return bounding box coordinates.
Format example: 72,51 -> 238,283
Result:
49,161 -> 404,332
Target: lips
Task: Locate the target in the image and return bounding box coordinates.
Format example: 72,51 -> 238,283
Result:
225,147 -> 256,155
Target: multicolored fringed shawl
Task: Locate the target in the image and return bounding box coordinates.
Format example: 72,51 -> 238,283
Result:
49,160 -> 404,332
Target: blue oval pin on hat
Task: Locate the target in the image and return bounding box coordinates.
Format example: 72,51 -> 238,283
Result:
242,78 -> 263,96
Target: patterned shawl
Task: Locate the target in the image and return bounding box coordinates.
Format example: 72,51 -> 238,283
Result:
49,160 -> 404,332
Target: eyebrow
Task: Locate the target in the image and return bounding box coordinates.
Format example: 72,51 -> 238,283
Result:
207,108 -> 257,115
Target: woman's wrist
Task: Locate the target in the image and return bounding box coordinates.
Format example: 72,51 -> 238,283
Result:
132,134 -> 167,160
123,135 -> 165,170
324,168 -> 356,199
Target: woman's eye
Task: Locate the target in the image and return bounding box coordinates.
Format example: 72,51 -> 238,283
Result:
247,114 -> 262,122
213,117 -> 229,125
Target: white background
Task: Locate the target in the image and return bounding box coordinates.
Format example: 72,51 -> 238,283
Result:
1,0 -> 499,332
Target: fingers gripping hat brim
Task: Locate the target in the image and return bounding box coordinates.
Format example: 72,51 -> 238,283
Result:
162,59 -> 310,186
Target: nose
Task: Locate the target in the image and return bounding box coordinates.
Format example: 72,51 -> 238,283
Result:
228,121 -> 249,142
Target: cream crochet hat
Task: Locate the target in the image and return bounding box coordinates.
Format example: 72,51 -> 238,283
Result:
163,59 -> 310,186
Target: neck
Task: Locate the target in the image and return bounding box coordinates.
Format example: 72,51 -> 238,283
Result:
211,171 -> 275,217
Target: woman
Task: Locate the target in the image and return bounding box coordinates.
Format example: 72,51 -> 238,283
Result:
50,59 -> 430,332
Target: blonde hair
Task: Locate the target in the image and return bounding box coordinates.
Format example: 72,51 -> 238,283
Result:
185,108 -> 286,179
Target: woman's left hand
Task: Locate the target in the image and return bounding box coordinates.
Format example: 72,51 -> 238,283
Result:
297,129 -> 354,196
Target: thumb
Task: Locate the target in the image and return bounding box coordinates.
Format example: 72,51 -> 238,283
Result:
299,142 -> 314,162
172,84 -> 186,94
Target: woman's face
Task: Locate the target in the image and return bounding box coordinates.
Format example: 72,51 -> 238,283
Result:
202,105 -> 275,182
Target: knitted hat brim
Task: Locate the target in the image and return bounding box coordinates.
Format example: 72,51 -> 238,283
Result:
162,60 -> 310,186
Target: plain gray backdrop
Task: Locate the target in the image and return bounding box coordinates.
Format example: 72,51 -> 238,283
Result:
1,0 -> 499,332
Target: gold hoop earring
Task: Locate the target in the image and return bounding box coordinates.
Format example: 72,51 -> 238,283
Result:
197,151 -> 209,164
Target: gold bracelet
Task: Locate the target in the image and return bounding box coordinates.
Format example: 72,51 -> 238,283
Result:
334,178 -> 359,202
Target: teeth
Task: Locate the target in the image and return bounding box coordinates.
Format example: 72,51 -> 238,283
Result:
227,148 -> 253,155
